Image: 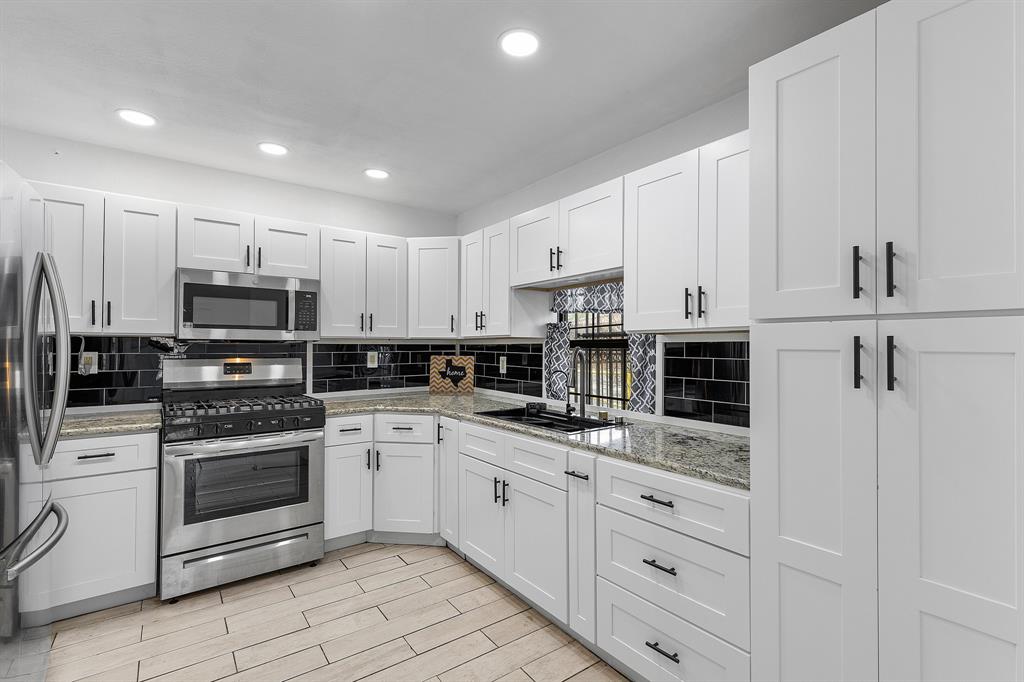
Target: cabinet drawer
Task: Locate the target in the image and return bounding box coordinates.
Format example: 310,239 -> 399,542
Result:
597,458 -> 749,555
20,432 -> 159,483
597,578 -> 749,682
597,506 -> 749,649
373,413 -> 435,443
325,414 -> 374,446
504,434 -> 568,489
459,423 -> 505,465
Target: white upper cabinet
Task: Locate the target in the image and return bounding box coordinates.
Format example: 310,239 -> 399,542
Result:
460,230 -> 485,337
751,320 -> 878,682
698,131 -> 750,328
509,202 -> 557,286
624,150 -> 700,332
320,227 -> 368,337
557,177 -> 623,279
102,195 -> 176,335
749,12 -> 876,320
33,183 -> 104,333
481,221 -> 510,336
408,237 -> 459,338
177,205 -> 255,273
878,317 -> 1024,681
365,233 -> 408,338
253,217 -> 319,279
877,0 -> 1024,314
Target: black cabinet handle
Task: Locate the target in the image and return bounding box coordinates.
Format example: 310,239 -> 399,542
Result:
853,335 -> 863,389
493,476 -> 501,504
437,423 -> 443,444
257,246 -> 262,269
643,558 -> 677,576
106,301 -> 111,326
474,311 -> 480,330
450,314 -> 455,333
641,493 -> 674,508
90,300 -> 96,326
368,313 -> 373,333
556,247 -> 563,270
684,288 -> 691,319
77,452 -> 115,461
246,245 -> 250,268
886,335 -> 897,391
549,247 -> 556,272
480,311 -> 486,329
359,312 -> 364,332
376,449 -> 381,471
696,286 -> 705,318
853,245 -> 863,299
366,448 -> 371,470
645,641 -> 679,664
392,426 -> 413,431
338,426 -> 362,433
564,470 -> 589,481
885,241 -> 896,297
501,480 -> 509,506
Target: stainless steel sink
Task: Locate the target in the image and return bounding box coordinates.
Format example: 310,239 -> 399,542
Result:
475,406 -> 618,435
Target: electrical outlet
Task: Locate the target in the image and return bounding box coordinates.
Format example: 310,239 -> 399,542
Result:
79,351 -> 98,376
499,355 -> 507,374
367,351 -> 379,369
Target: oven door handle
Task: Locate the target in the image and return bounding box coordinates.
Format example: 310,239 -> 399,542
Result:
163,430 -> 325,459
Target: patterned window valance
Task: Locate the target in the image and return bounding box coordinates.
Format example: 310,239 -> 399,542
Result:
550,282 -> 624,313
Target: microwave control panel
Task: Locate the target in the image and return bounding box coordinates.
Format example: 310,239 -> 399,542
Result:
295,291 -> 318,331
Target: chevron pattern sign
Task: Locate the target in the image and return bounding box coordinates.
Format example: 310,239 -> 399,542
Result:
429,355 -> 475,394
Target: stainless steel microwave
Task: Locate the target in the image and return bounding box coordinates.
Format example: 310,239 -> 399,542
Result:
176,268 -> 319,341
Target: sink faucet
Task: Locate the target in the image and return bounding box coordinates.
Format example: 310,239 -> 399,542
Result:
570,346 -> 590,419
548,368 -> 574,415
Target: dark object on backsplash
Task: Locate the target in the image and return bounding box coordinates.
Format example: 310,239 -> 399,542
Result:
663,340 -> 749,427
429,356 -> 474,394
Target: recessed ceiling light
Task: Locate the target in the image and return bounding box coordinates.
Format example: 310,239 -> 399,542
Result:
116,109 -> 156,127
258,142 -> 288,156
499,29 -> 539,57
364,168 -> 390,180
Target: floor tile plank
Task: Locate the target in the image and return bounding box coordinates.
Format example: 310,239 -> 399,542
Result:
397,545 -> 450,565
421,562 -> 478,587
287,556 -> 404,597
234,607 -> 384,671
563,662 -> 628,682
224,581 -> 362,632
301,577 -> 429,627
521,641 -> 599,682
378,573 -> 492,620
328,543 -> 387,561
289,638 -> 414,682
405,597 -> 528,655
481,610 -> 551,647
145,653 -> 236,682
363,631 -> 495,682
219,645 -> 327,682
438,625 -> 572,682
448,583 -> 513,614
141,586 -> 294,640
496,670 -> 533,682
47,626 -> 143,669
320,602 -> 458,663
78,661 -> 140,682
339,544 -> 406,569
355,553 -> 462,593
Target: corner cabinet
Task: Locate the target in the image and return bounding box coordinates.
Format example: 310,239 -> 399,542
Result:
408,237 -> 459,338
438,417 -> 460,546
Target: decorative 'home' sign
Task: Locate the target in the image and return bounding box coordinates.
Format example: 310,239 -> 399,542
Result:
429,356 -> 475,395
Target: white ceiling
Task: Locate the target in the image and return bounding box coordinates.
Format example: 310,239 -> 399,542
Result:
0,0 -> 877,214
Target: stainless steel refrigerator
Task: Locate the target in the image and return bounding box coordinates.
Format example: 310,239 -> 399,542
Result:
0,162 -> 72,644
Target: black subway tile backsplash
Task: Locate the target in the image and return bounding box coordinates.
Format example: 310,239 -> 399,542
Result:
663,340 -> 749,427
459,343 -> 544,397
310,343 -> 457,394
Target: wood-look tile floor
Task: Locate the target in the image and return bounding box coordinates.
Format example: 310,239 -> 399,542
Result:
33,543 -> 628,682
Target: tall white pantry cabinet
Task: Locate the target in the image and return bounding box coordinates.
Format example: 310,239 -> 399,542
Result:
750,2 -> 1024,681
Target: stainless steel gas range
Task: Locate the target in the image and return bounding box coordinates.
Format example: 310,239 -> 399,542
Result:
159,357 -> 325,600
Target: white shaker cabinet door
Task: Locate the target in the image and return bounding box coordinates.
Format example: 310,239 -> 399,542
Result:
481,221 -> 511,336
460,230 -> 484,337
750,320 -> 878,682
438,417 -> 460,547
458,454 -> 505,576
877,0 -> 1024,314
177,205 -> 254,273
253,216 -> 319,279
103,195 -> 176,335
408,237 -> 459,338
509,203 -> 557,287
372,443 -> 434,534
566,450 -> 596,644
623,150 -> 699,332
557,178 -> 623,279
698,131 -> 750,328
365,233 -> 407,338
878,317 -> 1024,681
748,11 -> 876,320
33,183 -> 105,333
320,227 -> 367,337
324,443 -> 373,540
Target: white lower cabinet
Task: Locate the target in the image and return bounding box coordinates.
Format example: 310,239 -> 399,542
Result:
372,442 -> 434,534
438,417 -> 459,547
566,450 -> 596,644
597,578 -> 750,682
324,442 -> 373,539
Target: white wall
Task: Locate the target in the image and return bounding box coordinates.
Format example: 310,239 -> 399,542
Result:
1,128 -> 456,238
456,91 -> 748,234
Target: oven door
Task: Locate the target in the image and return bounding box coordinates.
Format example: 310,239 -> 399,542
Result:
161,430 -> 324,556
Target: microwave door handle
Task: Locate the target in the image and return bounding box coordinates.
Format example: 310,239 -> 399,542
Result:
287,290 -> 296,332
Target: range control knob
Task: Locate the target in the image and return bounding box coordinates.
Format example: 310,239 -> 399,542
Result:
246,419 -> 256,432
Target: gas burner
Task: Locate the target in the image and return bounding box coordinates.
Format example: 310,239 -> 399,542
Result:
164,395 -> 324,418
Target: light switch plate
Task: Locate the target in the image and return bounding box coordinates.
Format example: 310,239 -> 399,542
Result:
499,356 -> 507,374
367,351 -> 379,369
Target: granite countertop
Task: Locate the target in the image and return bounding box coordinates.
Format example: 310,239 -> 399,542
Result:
324,393 -> 750,490
55,393 -> 750,490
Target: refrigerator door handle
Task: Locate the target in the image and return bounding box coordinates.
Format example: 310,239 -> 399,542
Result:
1,496 -> 69,582
23,252 -> 71,466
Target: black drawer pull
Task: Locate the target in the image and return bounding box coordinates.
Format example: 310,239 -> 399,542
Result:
556,247 -> 563,270
450,314 -> 455,333
885,241 -> 896,297
684,287 -> 691,319
77,452 -> 115,460
376,450 -> 381,471
246,245 -> 250,267
640,493 -> 674,508
643,558 -> 677,576
437,423 -> 443,444
365,448 -> 371,470
257,246 -> 262,269
853,335 -> 863,389
106,301 -> 112,326
359,312 -> 364,332
886,335 -> 897,391
368,313 -> 373,333
853,245 -> 863,299
391,426 -> 414,431
564,470 -> 589,481
338,427 -> 362,433
493,476 -> 501,504
696,285 -> 705,318
91,300 -> 96,326
645,641 -> 679,664
502,479 -> 509,506
480,311 -> 486,329
549,247 -> 556,272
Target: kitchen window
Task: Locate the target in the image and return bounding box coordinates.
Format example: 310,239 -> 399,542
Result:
564,311 -> 631,411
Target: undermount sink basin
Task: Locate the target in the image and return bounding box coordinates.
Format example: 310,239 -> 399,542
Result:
475,406 -> 618,435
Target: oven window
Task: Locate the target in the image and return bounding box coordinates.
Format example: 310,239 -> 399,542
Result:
182,283 -> 288,329
183,446 -> 309,525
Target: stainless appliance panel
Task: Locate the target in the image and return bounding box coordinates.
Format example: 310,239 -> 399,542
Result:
162,357 -> 304,391
161,430 -> 324,557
